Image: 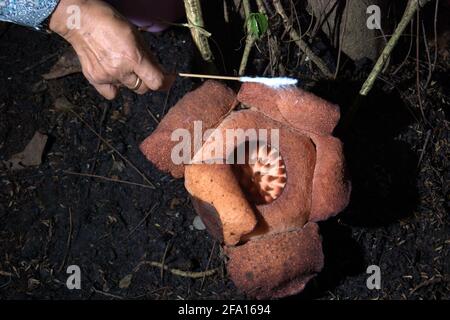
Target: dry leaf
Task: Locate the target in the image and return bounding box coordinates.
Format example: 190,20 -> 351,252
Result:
3,132 -> 48,171
42,47 -> 82,80
27,278 -> 40,291
111,159 -> 126,173
119,274 -> 133,289
54,96 -> 75,113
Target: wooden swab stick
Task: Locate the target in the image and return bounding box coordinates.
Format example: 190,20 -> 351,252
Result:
179,73 -> 241,81
178,73 -> 298,88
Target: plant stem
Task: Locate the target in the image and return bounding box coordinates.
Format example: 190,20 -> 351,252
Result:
338,0 -> 433,134
359,0 -> 432,96
239,0 -> 257,75
183,0 -> 214,62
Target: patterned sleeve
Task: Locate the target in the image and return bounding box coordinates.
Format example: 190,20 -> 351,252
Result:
0,0 -> 60,29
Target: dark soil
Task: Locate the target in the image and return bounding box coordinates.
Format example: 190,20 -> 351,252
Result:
0,8 -> 449,300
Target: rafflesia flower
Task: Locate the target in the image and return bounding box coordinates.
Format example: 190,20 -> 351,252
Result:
140,80 -> 351,299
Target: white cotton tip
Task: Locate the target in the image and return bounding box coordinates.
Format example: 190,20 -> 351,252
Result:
239,76 -> 298,88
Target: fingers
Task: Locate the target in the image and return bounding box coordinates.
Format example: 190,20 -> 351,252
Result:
92,83 -> 119,100
134,54 -> 172,91
81,64 -> 119,100
121,72 -> 149,95
78,40 -> 173,98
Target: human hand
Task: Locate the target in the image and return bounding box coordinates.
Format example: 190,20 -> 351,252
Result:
49,0 -> 173,99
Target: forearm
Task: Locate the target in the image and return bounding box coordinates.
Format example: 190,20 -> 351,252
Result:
0,0 -> 59,28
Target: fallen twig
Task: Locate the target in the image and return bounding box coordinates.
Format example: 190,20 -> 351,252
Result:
63,170 -> 154,190
92,287 -> 124,300
55,97 -> 156,189
417,129 -> 432,167
21,52 -> 59,74
127,203 -> 158,238
0,270 -> 13,277
134,261 -> 219,279
160,240 -> 172,282
162,76 -> 174,117
147,106 -> 160,124
410,276 -> 448,294
0,276 -> 11,290
58,208 -> 74,272
200,240 -> 217,289
89,103 -> 110,175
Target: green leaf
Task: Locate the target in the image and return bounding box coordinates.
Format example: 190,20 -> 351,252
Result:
247,13 -> 269,39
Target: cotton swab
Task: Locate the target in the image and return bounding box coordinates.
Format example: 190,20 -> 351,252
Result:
240,76 -> 298,87
178,73 -> 298,88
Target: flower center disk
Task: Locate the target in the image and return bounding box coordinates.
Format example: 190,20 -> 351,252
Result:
233,143 -> 287,205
